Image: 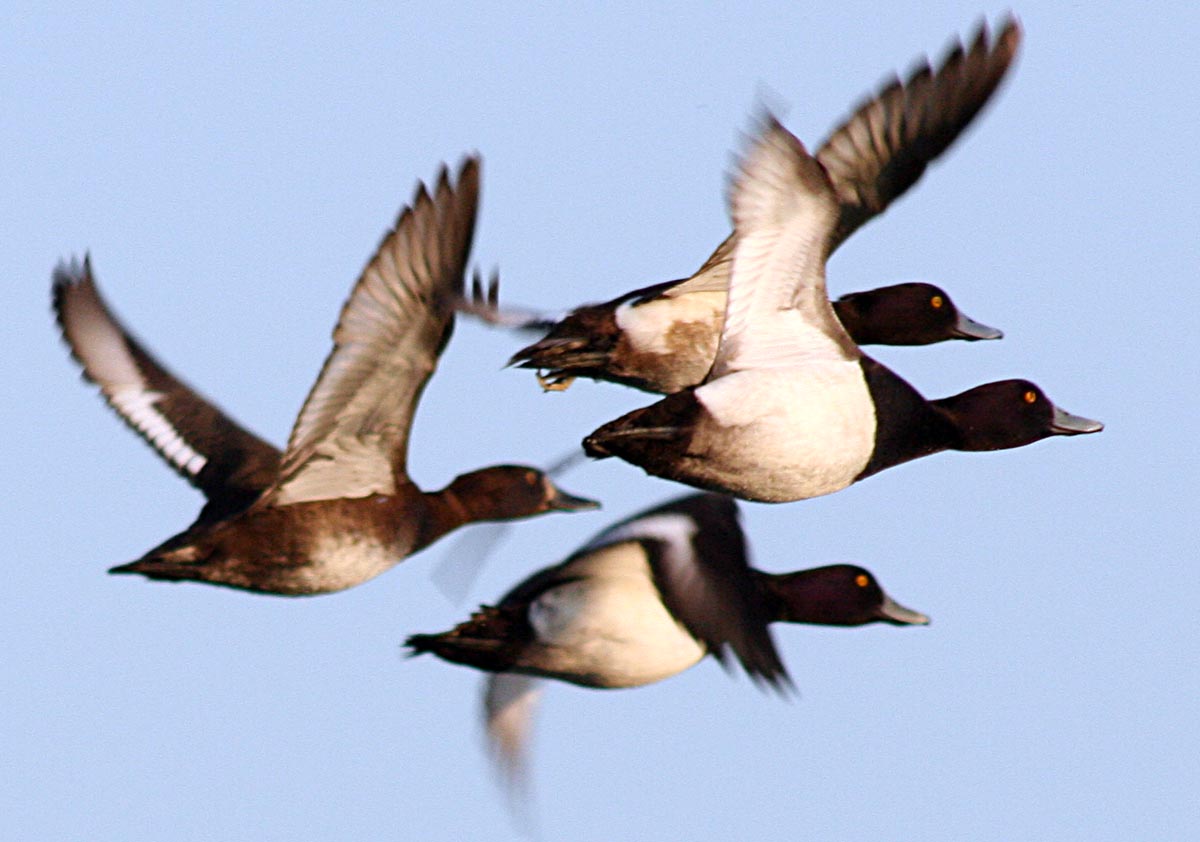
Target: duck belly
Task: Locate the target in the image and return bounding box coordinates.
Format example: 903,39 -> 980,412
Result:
692,363 -> 875,502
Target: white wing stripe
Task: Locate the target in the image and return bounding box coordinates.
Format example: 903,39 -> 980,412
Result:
110,388 -> 207,476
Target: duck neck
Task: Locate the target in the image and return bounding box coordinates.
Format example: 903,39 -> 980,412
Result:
415,483 -> 476,552
755,570 -> 847,624
753,570 -> 796,623
928,389 -> 1020,452
856,357 -> 959,480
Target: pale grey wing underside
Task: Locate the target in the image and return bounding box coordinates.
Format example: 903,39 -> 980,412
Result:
818,18 -> 1021,254
52,256 -> 281,520
483,672 -> 544,802
709,116 -> 850,380
660,232 -> 735,298
270,159 -> 480,506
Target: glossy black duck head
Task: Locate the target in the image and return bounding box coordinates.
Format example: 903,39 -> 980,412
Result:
762,564 -> 930,626
934,380 -> 1104,451
834,282 -> 1003,345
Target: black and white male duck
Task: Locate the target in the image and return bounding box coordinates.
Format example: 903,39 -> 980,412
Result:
53,158 -> 597,596
407,493 -> 927,781
583,118 -> 1103,503
473,19 -> 1017,394
471,277 -> 1001,393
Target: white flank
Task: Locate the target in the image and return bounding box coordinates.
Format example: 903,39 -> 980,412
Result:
613,291 -> 725,356
695,361 -> 875,501
527,543 -> 706,688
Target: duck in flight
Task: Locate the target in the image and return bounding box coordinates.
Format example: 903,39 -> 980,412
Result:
53,158 -> 597,596
468,276 -> 1002,393
466,19 -> 1018,394
583,114 -> 1102,503
407,492 -> 928,788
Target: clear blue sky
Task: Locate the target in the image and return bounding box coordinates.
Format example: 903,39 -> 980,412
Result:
4,3 -> 1195,840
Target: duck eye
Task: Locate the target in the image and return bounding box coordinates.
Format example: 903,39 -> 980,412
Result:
1023,390 -> 1038,404
930,295 -> 944,309
854,574 -> 870,588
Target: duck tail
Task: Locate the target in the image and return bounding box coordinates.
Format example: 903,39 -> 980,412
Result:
108,541 -> 209,583
404,605 -> 524,672
108,557 -> 201,582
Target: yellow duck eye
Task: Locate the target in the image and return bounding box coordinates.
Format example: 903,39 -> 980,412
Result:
930,295 -> 944,309
1023,390 -> 1038,404
855,574 -> 870,588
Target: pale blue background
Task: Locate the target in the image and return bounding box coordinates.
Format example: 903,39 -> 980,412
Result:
4,3 -> 1195,840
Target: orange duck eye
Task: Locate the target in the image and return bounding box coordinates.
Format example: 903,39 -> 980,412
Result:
855,574 -> 870,588
930,295 -> 944,309
1023,390 -> 1038,404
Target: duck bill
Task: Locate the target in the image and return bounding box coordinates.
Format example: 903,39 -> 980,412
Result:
548,486 -> 601,512
1050,406 -> 1104,435
951,312 -> 1004,341
877,594 -> 931,626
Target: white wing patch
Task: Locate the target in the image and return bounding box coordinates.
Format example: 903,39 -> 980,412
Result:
110,388 -> 208,477
614,292 -> 725,356
579,510 -> 696,554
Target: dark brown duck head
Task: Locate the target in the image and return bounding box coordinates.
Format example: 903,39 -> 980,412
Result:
441,465 -> 599,525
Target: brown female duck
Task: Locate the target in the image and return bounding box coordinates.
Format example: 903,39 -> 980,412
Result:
53,158 -> 596,596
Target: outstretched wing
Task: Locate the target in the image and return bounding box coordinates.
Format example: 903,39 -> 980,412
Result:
661,19 -> 1019,303
708,115 -> 850,380
819,17 -> 1021,253
52,256 -> 281,522
269,158 -> 480,506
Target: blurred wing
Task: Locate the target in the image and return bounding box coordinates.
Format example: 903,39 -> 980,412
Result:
269,158 -> 480,506
709,116 -> 850,380
483,672 -> 544,799
818,17 -> 1021,253
52,256 -> 281,521
455,270 -> 561,332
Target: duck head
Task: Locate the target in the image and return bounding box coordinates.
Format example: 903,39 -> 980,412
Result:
934,379 -> 1104,451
